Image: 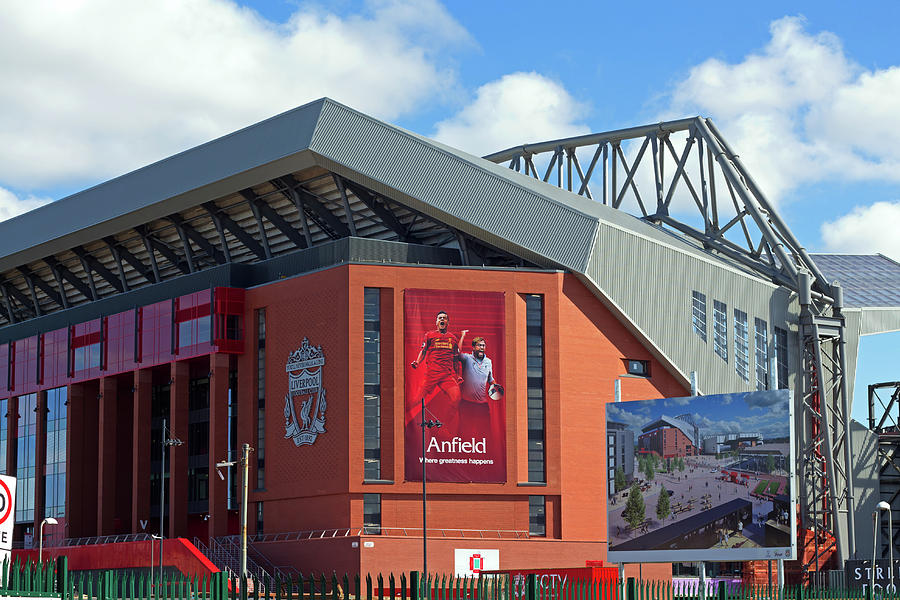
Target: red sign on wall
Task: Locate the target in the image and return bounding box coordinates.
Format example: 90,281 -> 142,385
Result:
404,289 -> 506,483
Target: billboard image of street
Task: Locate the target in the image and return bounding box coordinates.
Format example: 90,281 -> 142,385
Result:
606,390 -> 795,562
404,289 -> 506,483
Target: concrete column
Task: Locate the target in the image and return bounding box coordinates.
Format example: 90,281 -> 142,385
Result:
97,377 -> 118,535
169,361 -> 189,538
131,369 -> 152,533
208,353 -> 230,540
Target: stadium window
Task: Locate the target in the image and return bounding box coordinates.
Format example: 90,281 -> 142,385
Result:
713,301 -> 728,362
256,309 -> 266,489
625,359 -> 650,377
691,291 -> 707,342
256,502 -> 264,534
363,493 -> 381,535
529,496 -> 546,537
774,327 -> 789,389
525,295 -> 545,483
363,289 -> 381,481
44,387 -> 66,519
754,318 -> 769,391
734,309 -> 749,382
16,393 -> 37,524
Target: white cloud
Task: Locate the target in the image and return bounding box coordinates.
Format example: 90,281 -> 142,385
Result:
0,0 -> 470,189
667,16 -> 900,207
432,72 -> 590,157
0,188 -> 52,222
821,201 -> 900,262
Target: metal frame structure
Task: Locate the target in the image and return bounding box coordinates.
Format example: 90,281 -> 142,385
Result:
869,382 -> 900,562
484,117 -> 856,572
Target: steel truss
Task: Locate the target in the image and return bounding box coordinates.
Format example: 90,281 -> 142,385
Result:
869,382 -> 900,562
485,117 -> 856,572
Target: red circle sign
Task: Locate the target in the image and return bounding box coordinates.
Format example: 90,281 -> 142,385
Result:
0,479 -> 11,525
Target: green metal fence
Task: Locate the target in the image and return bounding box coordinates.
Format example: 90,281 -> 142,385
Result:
1,558 -> 888,600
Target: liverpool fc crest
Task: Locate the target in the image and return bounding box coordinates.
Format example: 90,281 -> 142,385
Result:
283,338 -> 327,446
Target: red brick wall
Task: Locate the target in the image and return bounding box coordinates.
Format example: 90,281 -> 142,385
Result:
242,264 -> 687,570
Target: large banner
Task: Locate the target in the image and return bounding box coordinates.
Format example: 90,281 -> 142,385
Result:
606,390 -> 796,562
404,289 -> 506,483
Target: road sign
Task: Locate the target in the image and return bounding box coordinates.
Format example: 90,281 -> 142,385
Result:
0,475 -> 16,564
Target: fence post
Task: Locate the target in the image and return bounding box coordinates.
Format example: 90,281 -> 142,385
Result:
625,578 -> 636,600
524,574 -> 536,600
410,572 -> 420,600
716,580 -> 725,600
55,556 -> 68,600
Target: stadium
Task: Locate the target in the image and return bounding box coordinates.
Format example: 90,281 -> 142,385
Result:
2,98 -> 899,583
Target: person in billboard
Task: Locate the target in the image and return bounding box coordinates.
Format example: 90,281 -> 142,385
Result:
457,336 -> 504,440
410,310 -> 467,428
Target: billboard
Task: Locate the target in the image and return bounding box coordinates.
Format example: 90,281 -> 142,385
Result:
404,289 -> 506,482
606,390 -> 795,562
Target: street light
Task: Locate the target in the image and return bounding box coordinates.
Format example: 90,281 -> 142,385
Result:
420,396 -> 441,583
159,417 -> 183,591
217,443 -> 252,581
879,501 -> 895,593
149,534 -> 162,600
38,517 -> 58,562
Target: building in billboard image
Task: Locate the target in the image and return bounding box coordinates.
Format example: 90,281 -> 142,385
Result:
0,98 -> 897,582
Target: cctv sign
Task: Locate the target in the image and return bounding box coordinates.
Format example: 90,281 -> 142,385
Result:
0,475 -> 15,562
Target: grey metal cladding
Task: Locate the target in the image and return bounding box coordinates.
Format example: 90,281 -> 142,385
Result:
0,98 -> 324,271
309,100 -> 598,272
810,254 -> 900,308
587,222 -> 798,395
858,308 -> 900,336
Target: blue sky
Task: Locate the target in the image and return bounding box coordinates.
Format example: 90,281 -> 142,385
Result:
606,391 -> 792,440
0,1 -> 897,421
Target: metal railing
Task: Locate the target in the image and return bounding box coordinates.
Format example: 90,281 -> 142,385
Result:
226,527 -> 529,544
58,533 -> 152,547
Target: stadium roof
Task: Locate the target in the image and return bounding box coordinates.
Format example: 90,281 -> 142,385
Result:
641,415 -> 696,444
2,97 -> 898,394
810,254 -> 900,308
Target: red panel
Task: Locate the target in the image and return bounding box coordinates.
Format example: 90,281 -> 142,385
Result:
13,538 -> 219,578
12,336 -> 38,395
71,319 -> 102,380
104,310 -> 136,374
140,300 -> 173,365
42,328 -> 70,388
0,344 -> 8,395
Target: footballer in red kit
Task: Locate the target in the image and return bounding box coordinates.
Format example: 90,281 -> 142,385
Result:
410,311 -> 466,429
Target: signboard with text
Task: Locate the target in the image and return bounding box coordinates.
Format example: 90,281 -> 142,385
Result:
0,475 -> 16,563
404,289 -> 506,483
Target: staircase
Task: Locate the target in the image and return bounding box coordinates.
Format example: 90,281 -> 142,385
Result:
193,536 -> 296,582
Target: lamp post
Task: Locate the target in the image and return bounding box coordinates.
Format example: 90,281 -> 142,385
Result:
149,534 -> 162,599
38,517 -> 58,562
159,418 -> 183,591
420,396 -> 441,584
217,443 -> 252,580
879,501 -> 894,593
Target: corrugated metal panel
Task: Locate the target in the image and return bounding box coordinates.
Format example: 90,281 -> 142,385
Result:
859,307 -> 900,335
309,100 -> 598,272
585,222 -> 799,396
843,309 -> 862,408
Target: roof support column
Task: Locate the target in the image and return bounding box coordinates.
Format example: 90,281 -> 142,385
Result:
208,352 -> 230,539
168,361 -> 189,538
132,368 -> 152,533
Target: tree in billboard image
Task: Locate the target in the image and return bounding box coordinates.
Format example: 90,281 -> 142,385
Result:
623,484 -> 646,532
404,289 -> 507,483
605,390 -> 796,562
657,486 -> 670,521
